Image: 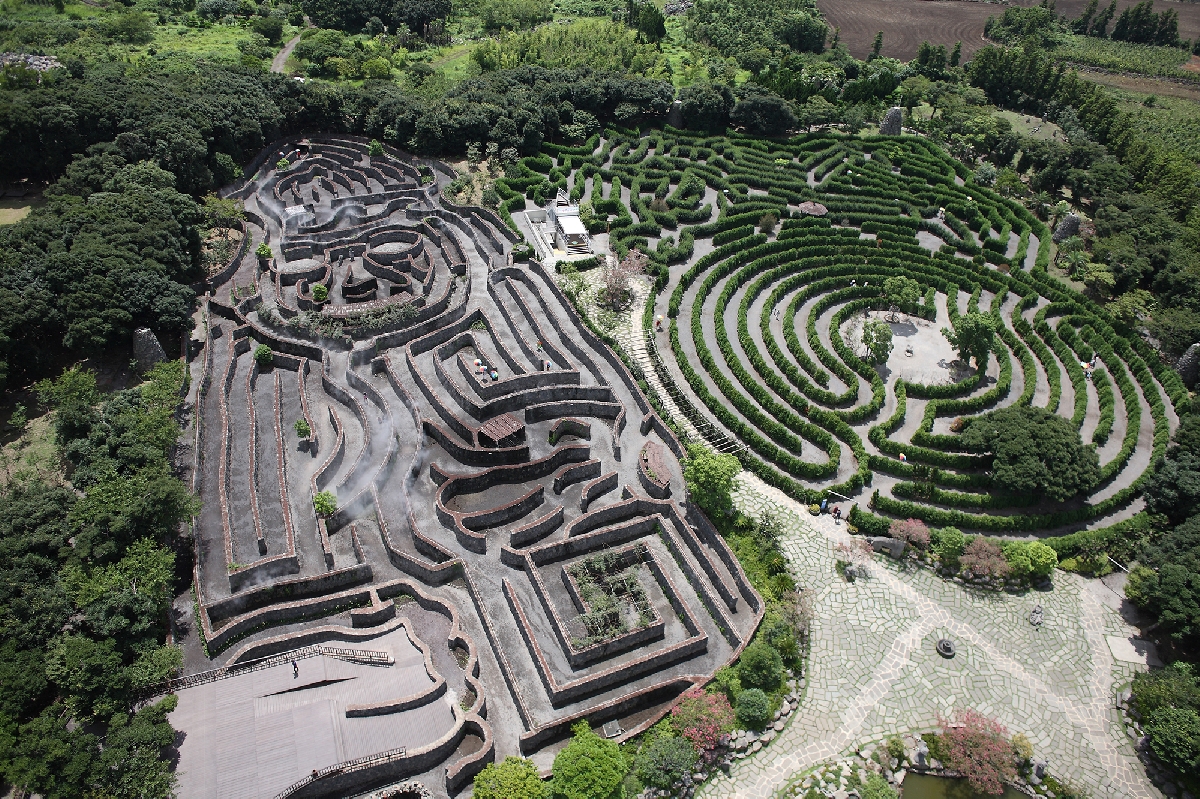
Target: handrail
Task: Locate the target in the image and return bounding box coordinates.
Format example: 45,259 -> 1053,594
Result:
271,746 -> 408,799
140,645 -> 393,697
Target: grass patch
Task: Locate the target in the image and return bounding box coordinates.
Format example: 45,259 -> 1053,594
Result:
0,414 -> 65,489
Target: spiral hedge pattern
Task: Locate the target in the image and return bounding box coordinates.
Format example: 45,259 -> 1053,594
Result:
497,127 -> 1186,536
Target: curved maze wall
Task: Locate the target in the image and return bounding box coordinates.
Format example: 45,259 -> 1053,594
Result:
185,136 -> 762,798
583,129 -> 1186,534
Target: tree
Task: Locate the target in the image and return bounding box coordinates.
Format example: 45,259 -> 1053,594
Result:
102,12 -> 155,44
1146,706 -> 1200,775
1144,452 -> 1200,523
295,419 -> 311,438
474,756 -> 549,799
679,83 -> 734,133
730,91 -> 797,136
960,405 -> 1100,501
369,139 -> 385,157
670,687 -> 734,750
250,15 -> 285,44
597,249 -> 646,311
256,242 -> 273,259
938,708 -> 1017,795
869,31 -> 883,60
861,319 -> 893,364
550,721 -> 626,799
882,275 -> 920,319
941,312 -> 996,369
735,688 -> 771,729
683,443 -> 741,519
633,735 -> 697,790
737,641 -> 783,691
1128,514 -> 1200,642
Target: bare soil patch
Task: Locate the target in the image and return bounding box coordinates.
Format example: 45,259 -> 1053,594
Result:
1079,68 -> 1200,101
817,0 -> 1200,61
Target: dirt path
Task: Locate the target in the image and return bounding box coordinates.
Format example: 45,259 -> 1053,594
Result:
272,31 -> 304,74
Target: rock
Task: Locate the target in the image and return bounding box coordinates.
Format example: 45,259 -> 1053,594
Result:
1177,343 -> 1200,387
867,536 -> 906,559
761,730 -> 776,744
880,107 -> 903,136
1052,213 -> 1081,243
773,719 -> 786,732
895,770 -> 906,786
133,328 -> 168,374
774,708 -> 783,720
750,741 -> 762,753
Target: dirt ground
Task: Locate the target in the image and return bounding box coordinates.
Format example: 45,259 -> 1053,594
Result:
817,0 -> 1200,61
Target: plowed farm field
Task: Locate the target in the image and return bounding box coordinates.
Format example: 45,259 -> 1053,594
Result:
817,0 -> 1200,61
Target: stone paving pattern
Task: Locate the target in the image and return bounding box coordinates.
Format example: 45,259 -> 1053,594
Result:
700,474 -> 1156,799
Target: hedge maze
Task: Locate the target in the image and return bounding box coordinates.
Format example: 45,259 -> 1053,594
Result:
494,127 -> 1186,538
182,136 -> 762,798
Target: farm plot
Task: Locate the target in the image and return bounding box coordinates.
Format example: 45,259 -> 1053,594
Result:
496,128 -> 1186,537
815,0 -> 1200,61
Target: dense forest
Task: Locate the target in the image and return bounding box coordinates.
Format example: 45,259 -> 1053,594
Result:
1,0 -> 1200,791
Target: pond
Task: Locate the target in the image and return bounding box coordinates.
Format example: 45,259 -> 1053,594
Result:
902,773 -> 1028,799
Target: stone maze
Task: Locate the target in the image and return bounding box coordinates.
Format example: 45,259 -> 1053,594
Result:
171,127 -> 1187,798
175,135 -> 762,799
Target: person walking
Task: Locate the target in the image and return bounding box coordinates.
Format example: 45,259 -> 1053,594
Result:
292,660 -> 299,679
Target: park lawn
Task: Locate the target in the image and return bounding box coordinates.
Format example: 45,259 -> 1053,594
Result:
993,109 -> 1063,141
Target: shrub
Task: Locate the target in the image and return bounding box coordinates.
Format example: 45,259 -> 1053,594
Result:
932,526 -> 966,564
758,212 -> 778,234
671,687 -> 734,750
313,490 -> 337,517
368,139 -> 384,157
276,158 -> 290,171
253,344 -> 273,368
311,283 -> 329,302
474,756 -> 548,799
960,538 -> 1010,579
738,642 -> 783,691
710,666 -> 741,702
1027,541 -> 1058,578
294,419 -> 311,438
889,518 -> 930,550
736,688 -> 771,730
860,773 -> 899,799
256,242 -> 273,259
1011,732 -> 1033,764
634,735 -> 698,790
550,721 -> 626,799
1002,541 -> 1032,580
939,708 -> 1017,795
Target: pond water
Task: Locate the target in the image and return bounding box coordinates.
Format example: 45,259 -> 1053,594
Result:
902,773 -> 1028,799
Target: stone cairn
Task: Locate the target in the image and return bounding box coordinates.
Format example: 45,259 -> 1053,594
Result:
133,327 -> 168,374
1176,343 -> 1200,388
879,107 -> 903,136
1052,212 -> 1081,243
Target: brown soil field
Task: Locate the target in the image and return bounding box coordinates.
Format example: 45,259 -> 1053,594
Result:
817,0 -> 1200,62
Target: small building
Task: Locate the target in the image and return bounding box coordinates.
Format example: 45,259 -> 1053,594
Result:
547,190 -> 591,255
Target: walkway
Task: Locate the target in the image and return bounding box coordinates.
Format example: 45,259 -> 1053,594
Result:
700,473 -> 1157,799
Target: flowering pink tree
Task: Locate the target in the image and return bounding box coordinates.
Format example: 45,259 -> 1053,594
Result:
889,518 -> 930,550
938,708 -> 1017,795
671,688 -> 734,750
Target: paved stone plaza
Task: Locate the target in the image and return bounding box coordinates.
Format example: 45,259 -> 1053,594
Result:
700,474 -> 1158,799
